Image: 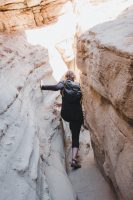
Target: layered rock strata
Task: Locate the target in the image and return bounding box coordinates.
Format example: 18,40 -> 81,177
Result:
0,0 -> 68,32
0,32 -> 76,200
77,6 -> 133,200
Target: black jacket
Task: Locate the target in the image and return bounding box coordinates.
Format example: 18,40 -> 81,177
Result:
41,81 -> 83,122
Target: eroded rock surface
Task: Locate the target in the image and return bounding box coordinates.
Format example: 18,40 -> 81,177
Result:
0,0 -> 68,32
77,6 -> 133,200
55,38 -> 75,69
0,32 -> 76,200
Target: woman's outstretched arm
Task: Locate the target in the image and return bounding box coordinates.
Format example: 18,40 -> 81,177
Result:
40,82 -> 64,91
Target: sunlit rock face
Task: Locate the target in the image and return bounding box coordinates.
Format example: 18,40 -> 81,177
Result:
0,32 -> 76,200
55,38 -> 75,70
77,6 -> 133,200
0,0 -> 68,32
73,0 -> 133,37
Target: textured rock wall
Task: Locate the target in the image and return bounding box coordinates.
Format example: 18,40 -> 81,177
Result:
55,38 -> 75,70
0,32 -> 76,200
0,0 -> 68,32
77,6 -> 133,200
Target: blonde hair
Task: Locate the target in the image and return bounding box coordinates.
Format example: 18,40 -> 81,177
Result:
65,70 -> 76,81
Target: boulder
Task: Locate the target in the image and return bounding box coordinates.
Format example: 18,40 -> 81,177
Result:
77,6 -> 133,200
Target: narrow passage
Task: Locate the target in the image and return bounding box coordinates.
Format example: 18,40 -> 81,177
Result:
69,149 -> 117,200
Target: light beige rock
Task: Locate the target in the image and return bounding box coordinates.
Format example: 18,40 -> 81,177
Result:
0,0 -> 68,32
0,31 -> 76,200
26,0 -> 42,7
77,6 -> 133,200
55,38 -> 75,69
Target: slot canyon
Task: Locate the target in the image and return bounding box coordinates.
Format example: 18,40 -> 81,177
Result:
0,0 -> 133,200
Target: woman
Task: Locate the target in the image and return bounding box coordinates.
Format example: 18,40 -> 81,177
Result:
40,70 -> 83,169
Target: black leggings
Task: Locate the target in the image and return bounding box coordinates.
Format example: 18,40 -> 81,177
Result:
69,119 -> 83,148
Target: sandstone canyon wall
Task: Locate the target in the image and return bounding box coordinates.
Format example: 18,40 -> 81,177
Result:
0,1 -> 82,199
77,6 -> 133,200
0,32 -> 76,200
0,0 -> 69,32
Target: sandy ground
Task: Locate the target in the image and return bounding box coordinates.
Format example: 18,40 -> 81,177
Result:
69,149 -> 117,200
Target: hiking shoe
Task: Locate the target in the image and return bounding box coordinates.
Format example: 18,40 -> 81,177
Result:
71,159 -> 81,170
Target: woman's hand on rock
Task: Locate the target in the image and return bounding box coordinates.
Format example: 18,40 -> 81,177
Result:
40,80 -> 44,90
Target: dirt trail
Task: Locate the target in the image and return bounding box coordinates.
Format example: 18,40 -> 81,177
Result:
69,149 -> 117,200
